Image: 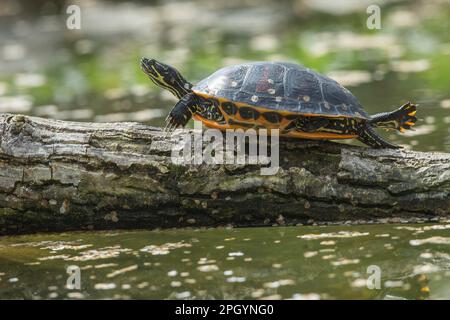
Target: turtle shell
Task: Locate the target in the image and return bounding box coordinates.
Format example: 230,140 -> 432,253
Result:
193,62 -> 369,119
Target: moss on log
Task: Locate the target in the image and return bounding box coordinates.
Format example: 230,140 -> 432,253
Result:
0,113 -> 449,234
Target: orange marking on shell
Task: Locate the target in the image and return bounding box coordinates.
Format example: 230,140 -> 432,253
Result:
405,121 -> 415,126
408,111 -> 417,116
194,115 -> 357,140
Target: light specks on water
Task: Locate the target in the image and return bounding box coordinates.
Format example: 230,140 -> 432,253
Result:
226,276 -> 246,283
95,283 -> 117,290
107,265 -> 138,278
140,241 -> 192,255
228,251 -> 244,257
67,292 -> 84,299
304,251 -> 318,258
1,224 -> 450,299
410,236 -> 450,246
197,265 -> 219,272
299,231 -> 369,240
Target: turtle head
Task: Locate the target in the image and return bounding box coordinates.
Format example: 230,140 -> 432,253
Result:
140,57 -> 192,99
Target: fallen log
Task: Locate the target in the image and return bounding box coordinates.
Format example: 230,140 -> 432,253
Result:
0,113 -> 449,235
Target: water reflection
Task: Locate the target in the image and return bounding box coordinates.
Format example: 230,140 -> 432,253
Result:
1,223 -> 450,299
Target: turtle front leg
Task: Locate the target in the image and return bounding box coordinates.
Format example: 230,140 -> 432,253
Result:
165,93 -> 199,133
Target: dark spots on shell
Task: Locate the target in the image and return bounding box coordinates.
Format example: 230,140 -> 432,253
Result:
199,98 -> 224,121
239,107 -> 260,120
221,101 -> 238,115
262,112 -> 282,123
209,98 -> 220,107
228,118 -> 255,128
284,114 -> 298,120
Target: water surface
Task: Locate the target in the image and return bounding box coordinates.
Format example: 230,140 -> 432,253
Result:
1,223 -> 450,299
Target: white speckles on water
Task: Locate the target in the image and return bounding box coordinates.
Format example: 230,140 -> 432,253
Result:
48,292 -> 58,299
67,292 -> 85,299
95,283 -> 116,290
185,278 -> 196,284
420,252 -> 433,259
197,265 -> 219,272
251,289 -> 265,298
290,293 -> 320,300
226,276 -> 246,283
299,231 -> 369,240
331,258 -> 360,266
95,263 -> 118,269
175,291 -> 191,299
167,270 -> 178,277
140,242 -> 191,255
410,236 -> 450,246
413,264 -> 440,274
263,279 -> 295,288
384,280 -> 405,288
304,251 -> 318,258
107,265 -> 138,278
170,281 -> 182,287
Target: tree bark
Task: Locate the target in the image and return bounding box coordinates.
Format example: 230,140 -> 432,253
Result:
0,113 -> 449,234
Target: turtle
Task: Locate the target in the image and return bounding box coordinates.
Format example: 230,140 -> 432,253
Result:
140,58 -> 418,148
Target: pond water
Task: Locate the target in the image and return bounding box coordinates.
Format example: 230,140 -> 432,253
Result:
2,223 -> 450,300
1,0 -> 450,300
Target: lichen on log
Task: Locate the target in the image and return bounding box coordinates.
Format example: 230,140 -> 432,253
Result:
0,113 -> 449,234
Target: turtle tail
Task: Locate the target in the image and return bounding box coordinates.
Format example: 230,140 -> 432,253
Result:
369,102 -> 418,133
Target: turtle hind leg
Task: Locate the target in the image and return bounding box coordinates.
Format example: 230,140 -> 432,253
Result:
370,101 -> 418,132
165,92 -> 199,133
283,116 -> 329,133
358,123 -> 401,149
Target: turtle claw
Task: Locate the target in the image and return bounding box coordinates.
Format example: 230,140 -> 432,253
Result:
163,115 -> 182,138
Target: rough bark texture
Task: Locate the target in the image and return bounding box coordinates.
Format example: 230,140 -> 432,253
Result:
0,113 -> 449,235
